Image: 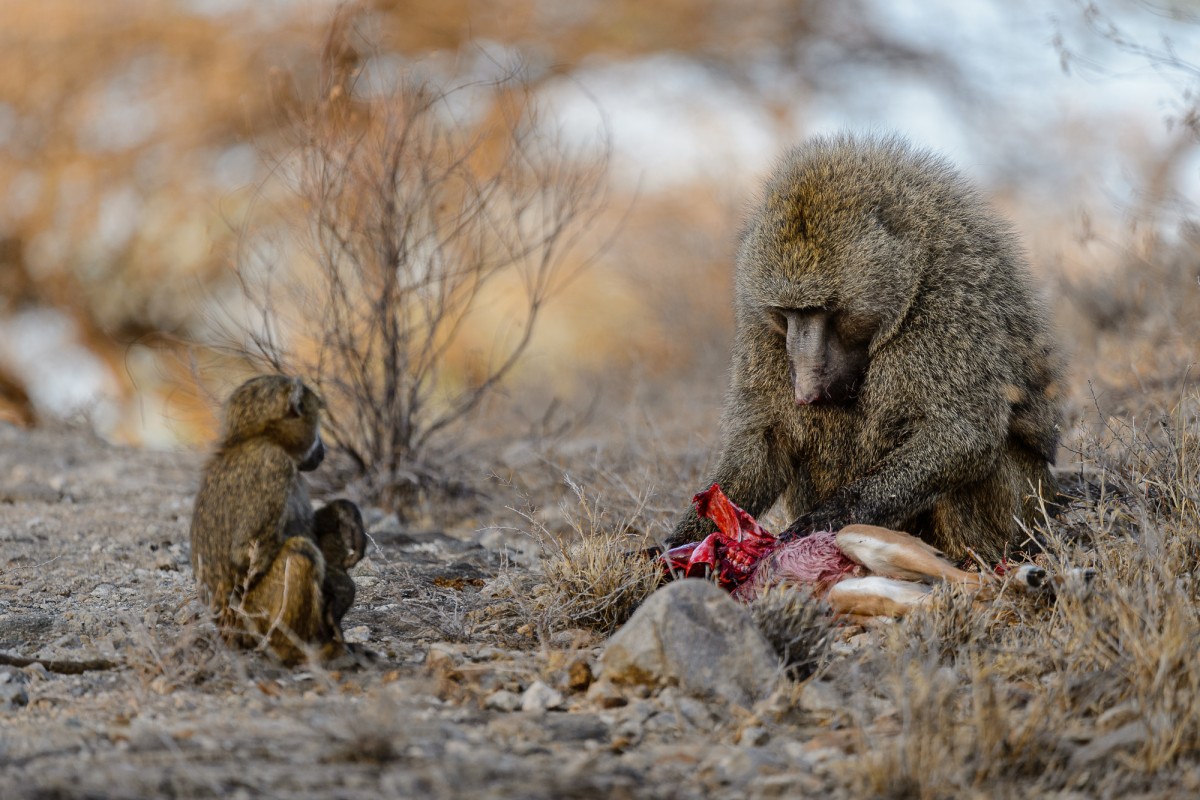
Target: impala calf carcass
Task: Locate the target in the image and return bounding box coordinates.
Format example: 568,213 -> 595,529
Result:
662,484 -> 1082,618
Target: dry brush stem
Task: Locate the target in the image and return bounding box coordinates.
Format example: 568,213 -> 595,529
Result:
838,393 -> 1200,796
228,16 -> 609,506
511,475 -> 662,637
748,584 -> 834,680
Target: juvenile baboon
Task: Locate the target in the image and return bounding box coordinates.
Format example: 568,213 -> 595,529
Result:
190,375 -> 364,665
669,134 -> 1063,563
313,499 -> 366,640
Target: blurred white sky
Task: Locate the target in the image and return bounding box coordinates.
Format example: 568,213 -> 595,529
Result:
546,0 -> 1200,216
9,0 -> 1199,440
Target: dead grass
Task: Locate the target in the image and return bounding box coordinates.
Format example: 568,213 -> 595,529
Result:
749,584 -> 835,680
831,391 -> 1200,797
488,475 -> 663,640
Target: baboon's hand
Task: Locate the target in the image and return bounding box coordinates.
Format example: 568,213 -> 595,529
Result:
781,511 -> 839,539
664,509 -> 716,549
781,491 -> 859,539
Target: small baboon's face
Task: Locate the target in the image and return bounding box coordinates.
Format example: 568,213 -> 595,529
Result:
767,307 -> 871,405
223,375 -> 327,469
278,382 -> 326,471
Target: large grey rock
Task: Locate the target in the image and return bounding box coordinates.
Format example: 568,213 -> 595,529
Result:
597,578 -> 782,707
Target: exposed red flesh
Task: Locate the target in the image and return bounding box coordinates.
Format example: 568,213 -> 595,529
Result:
661,483 -> 859,597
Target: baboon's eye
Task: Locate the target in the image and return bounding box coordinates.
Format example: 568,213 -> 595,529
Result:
766,308 -> 788,335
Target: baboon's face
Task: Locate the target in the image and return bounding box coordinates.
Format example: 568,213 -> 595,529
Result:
768,307 -> 870,405
296,432 -> 326,472
284,386 -> 326,471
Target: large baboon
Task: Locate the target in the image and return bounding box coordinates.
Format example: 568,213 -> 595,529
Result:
190,375 -> 364,665
669,134 -> 1063,562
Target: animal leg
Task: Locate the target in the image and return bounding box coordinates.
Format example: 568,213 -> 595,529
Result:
826,576 -> 933,617
835,524 -> 986,587
238,536 -> 339,665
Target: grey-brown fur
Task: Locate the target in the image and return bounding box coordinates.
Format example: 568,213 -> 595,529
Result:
190,375 -> 363,664
669,134 -> 1063,562
313,499 -> 366,637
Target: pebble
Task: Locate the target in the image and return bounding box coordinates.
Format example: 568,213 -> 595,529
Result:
521,681 -> 565,712
796,680 -> 842,718
153,553 -> 178,571
543,713 -> 609,742
90,583 -> 116,598
0,667 -> 27,685
477,528 -> 541,567
0,682 -> 29,710
23,662 -> 48,681
741,726 -> 770,746
585,679 -> 627,709
368,513 -> 401,535
344,625 -> 370,644
353,557 -> 382,576
485,690 -> 523,712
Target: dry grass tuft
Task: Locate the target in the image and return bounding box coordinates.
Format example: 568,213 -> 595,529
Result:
749,584 -> 834,680
493,476 -> 663,638
834,392 -> 1200,797
122,613 -> 242,692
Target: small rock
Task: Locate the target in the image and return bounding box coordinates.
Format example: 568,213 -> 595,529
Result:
352,575 -> 378,589
658,687 -> 720,729
368,513 -> 401,535
0,482 -> 61,504
543,713 -> 608,742
484,690 -> 523,712
521,680 -> 565,712
796,680 -> 842,718
548,629 -> 597,648
741,726 -> 770,746
153,553 -> 178,571
585,679 -> 627,709
23,662 -> 48,681
477,528 -> 541,567
0,681 -> 29,710
470,646 -> 508,662
344,625 -> 370,644
0,666 -> 27,685
566,658 -> 593,692
0,611 -> 55,642
424,644 -> 459,672
90,583 -> 116,599
352,557 -> 382,576
707,745 -> 786,787
598,579 -> 782,707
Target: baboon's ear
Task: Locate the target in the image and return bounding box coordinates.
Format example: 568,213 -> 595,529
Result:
287,379 -> 305,418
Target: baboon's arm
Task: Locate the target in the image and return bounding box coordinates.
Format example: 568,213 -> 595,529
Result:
668,407 -> 794,548
796,385 -> 1008,533
227,447 -> 295,586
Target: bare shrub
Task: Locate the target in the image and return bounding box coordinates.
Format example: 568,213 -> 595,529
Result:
225,17 -> 609,508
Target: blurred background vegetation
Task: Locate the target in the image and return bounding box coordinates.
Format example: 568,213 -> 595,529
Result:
0,0 -> 1196,460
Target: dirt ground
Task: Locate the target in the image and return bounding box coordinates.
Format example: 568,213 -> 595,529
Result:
0,420 -> 871,800
3,363 -> 1200,800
